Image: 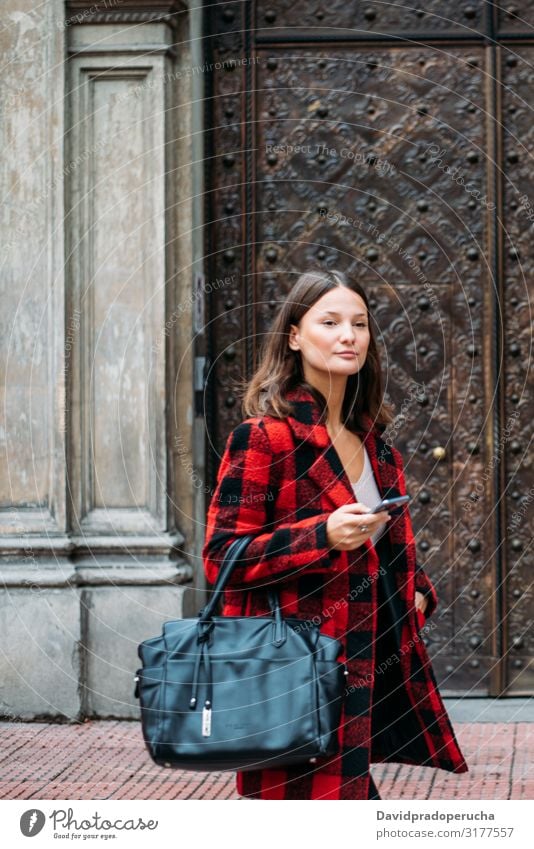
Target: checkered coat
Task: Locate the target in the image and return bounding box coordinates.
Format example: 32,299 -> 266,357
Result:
202,384 -> 468,799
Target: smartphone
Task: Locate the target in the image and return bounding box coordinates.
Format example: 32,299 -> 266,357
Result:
369,495 -> 410,514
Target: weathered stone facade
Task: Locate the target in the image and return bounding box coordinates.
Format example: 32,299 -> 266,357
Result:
0,1 -> 204,719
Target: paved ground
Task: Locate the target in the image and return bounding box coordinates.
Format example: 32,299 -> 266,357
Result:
1,700 -> 532,800
443,697 -> 534,723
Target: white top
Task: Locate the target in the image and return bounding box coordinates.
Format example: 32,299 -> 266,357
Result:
350,445 -> 387,545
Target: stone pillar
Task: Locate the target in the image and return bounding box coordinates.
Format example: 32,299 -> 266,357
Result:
0,0 -> 197,720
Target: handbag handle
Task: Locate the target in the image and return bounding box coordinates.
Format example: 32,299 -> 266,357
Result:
199,534 -> 285,643
199,533 -> 256,621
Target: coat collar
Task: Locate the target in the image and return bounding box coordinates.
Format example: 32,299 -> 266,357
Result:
283,384 -> 390,510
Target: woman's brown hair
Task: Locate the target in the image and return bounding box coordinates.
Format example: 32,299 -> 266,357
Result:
236,269 -> 395,433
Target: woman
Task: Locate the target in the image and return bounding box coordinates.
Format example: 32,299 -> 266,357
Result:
202,269 -> 468,800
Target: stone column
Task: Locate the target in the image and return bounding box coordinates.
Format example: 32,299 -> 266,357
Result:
0,0 -> 74,720
0,0 -> 196,720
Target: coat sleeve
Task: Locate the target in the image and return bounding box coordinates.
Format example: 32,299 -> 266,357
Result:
391,444 -> 438,620
202,418 -> 344,590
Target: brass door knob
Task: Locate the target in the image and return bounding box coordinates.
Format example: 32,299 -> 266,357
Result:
432,446 -> 446,461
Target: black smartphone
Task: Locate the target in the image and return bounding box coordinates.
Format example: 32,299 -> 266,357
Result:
369,495 -> 410,514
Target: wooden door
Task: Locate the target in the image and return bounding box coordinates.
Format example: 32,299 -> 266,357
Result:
203,1 -> 533,696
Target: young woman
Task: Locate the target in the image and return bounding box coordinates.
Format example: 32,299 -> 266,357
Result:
202,269 -> 468,800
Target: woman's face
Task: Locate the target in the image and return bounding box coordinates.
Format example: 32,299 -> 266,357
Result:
288,286 -> 370,380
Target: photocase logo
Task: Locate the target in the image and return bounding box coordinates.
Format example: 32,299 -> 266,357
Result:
20,809 -> 46,837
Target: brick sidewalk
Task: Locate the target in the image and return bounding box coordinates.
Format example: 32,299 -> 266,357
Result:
0,720 -> 531,800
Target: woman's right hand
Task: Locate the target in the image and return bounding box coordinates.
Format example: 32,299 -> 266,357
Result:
326,502 -> 391,550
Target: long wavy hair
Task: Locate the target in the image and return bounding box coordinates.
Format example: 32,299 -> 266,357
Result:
236,269 -> 395,433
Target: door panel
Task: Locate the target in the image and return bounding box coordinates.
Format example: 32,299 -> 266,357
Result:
253,43 -> 493,694
254,2 -> 488,36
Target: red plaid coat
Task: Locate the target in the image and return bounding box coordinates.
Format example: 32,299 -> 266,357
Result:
202,385 -> 468,799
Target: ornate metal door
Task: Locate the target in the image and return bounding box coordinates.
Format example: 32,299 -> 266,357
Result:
203,2 -> 533,696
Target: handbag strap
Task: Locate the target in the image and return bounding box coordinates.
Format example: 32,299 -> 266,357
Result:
199,534 -> 282,632
199,533 -> 256,621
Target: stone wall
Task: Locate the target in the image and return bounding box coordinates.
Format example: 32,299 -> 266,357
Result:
0,0 -> 202,720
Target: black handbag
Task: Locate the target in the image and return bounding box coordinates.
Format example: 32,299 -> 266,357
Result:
134,533 -> 347,771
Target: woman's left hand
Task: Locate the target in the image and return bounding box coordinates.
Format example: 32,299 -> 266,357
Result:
415,591 -> 429,615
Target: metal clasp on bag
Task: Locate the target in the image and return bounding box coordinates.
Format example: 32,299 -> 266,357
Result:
202,701 -> 212,737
